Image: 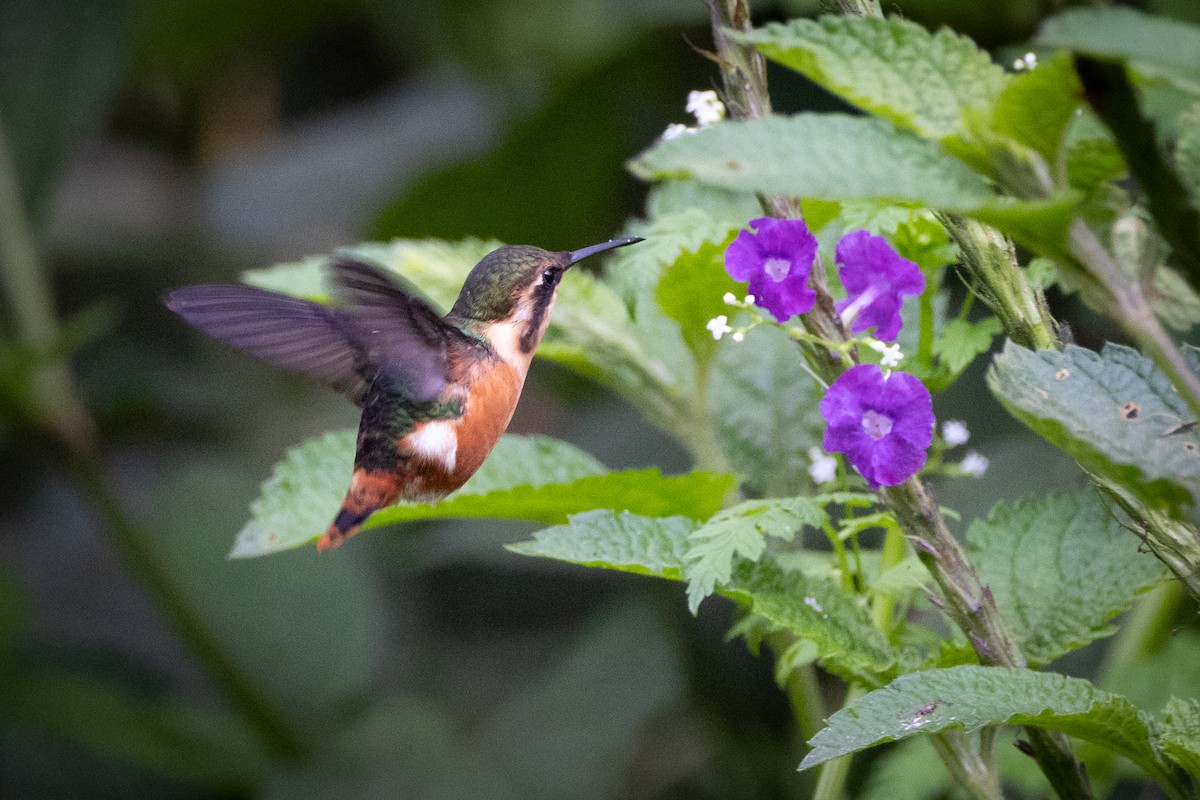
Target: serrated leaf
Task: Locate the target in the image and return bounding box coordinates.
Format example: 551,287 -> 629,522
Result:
931,316 -> 1002,376
630,113 -> 996,211
726,560 -> 896,684
1160,697 -> 1200,780
506,509 -> 694,579
1038,7 -> 1200,95
709,325 -> 825,497
684,496 -> 826,613
736,16 -> 1005,141
233,431 -> 731,557
800,665 -> 1176,790
988,341 -> 1200,518
969,490 -> 1165,666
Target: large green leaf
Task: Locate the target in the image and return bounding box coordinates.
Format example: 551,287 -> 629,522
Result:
800,666 -> 1177,790
736,15 -> 1005,141
507,509 -> 694,579
654,238 -> 740,369
630,113 -> 995,211
988,341 -> 1200,517
709,325 -> 825,497
684,496 -> 825,613
1038,7 -> 1200,95
986,51 -> 1084,163
0,668 -> 266,791
232,431 -> 732,557
628,113 -> 1077,255
968,490 -> 1165,666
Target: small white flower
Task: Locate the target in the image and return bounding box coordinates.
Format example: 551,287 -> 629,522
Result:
686,90 -> 726,127
960,451 -> 989,478
662,122 -> 694,141
808,446 -> 838,484
706,315 -> 732,340
942,420 -> 970,446
803,596 -> 824,613
868,339 -> 904,368
723,292 -> 738,305
744,294 -> 755,305
1012,51 -> 1038,71
731,330 -> 745,342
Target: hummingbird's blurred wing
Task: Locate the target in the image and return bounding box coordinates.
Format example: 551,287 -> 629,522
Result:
166,284 -> 378,403
328,257 -> 475,402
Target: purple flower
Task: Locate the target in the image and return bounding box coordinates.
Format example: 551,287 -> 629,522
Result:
724,217 -> 818,323
820,364 -> 934,488
834,230 -> 925,341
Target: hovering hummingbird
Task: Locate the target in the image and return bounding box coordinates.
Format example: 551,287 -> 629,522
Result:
166,237 -> 642,550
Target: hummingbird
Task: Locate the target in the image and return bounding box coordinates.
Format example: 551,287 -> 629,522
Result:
166,237 -> 642,550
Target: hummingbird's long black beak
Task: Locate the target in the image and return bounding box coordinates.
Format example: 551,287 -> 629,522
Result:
566,236 -> 643,266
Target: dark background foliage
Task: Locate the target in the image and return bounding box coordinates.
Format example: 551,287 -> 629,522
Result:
1,0 -> 1195,797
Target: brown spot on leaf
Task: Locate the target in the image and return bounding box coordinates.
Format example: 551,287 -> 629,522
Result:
1120,402 -> 1140,420
1185,441 -> 1198,455
725,159 -> 746,171
1055,368 -> 1070,380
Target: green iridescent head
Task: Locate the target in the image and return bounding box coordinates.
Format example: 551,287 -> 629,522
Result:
448,238 -> 642,326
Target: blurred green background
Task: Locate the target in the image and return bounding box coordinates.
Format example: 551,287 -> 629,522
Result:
1,0 -> 1197,797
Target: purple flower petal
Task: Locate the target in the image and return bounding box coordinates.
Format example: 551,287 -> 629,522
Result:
723,217 -> 818,323
834,230 -> 925,342
819,364 -> 933,488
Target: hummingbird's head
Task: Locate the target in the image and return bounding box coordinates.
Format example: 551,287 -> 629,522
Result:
449,237 -> 642,358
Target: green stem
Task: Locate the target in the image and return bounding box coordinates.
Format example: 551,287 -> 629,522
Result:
918,286 -> 935,370
931,731 -> 1005,800
870,523 -> 906,636
812,684 -> 868,800
0,112 -> 307,762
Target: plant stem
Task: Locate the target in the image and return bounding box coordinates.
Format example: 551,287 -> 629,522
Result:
0,113 -> 307,762
931,731 -> 1005,800
812,683 -> 868,800
701,4 -> 1095,797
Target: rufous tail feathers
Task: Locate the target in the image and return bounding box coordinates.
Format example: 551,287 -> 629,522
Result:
317,468 -> 402,551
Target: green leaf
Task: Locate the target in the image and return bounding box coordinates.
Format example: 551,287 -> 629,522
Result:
800,665 -> 1176,789
0,668 -> 266,790
1160,697 -> 1200,780
931,316 -> 1002,376
1038,7 -> 1200,95
709,324 -> 826,497
726,560 -> 896,684
988,341 -> 1200,518
654,238 -> 740,368
630,113 -> 996,211
233,431 -> 732,556
968,490 -> 1166,666
737,15 -> 1005,140
506,509 -> 694,579
987,51 -> 1084,162
684,497 -> 826,613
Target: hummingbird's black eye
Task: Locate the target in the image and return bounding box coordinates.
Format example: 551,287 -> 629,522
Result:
541,268 -> 560,288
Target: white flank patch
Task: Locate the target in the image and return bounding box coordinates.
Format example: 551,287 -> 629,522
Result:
407,421 -> 458,472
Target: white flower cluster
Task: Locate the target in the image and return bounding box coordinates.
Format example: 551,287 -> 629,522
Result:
1012,51 -> 1038,71
705,293 -> 758,341
661,89 -> 727,140
940,420 -> 988,477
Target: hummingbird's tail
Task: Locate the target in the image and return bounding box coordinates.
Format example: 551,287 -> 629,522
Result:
317,468 -> 402,551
